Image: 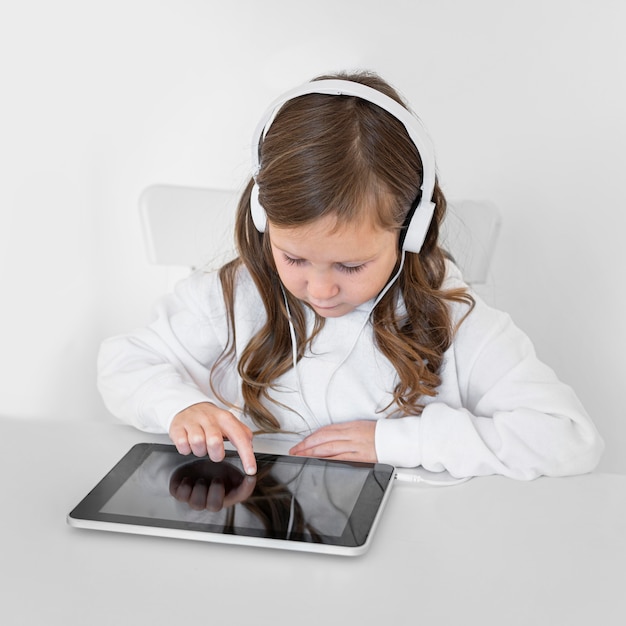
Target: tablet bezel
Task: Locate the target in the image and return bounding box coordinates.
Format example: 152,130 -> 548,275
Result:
67,443 -> 395,556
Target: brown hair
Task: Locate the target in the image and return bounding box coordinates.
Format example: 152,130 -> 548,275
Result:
213,70 -> 474,432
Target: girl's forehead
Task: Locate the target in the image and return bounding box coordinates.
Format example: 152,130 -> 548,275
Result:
269,214 -> 397,258
271,213 -> 384,239
265,184 -> 401,233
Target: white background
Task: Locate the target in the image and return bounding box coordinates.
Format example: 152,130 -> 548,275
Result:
1,0 -> 624,473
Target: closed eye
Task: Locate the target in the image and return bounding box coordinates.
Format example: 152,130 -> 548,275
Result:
283,254 -> 306,266
337,263 -> 365,274
282,254 -> 366,274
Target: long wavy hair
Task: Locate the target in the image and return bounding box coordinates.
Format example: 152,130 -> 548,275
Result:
212,70 -> 474,432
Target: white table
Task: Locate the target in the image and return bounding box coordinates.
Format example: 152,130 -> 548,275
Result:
1,416 -> 624,626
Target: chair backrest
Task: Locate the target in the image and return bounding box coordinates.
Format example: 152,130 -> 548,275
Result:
139,185 -> 501,284
441,200 -> 501,284
139,185 -> 238,269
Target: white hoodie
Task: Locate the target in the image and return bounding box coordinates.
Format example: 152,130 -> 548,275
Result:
97,262 -> 604,479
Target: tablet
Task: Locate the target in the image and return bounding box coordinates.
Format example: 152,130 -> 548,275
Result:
67,443 -> 395,556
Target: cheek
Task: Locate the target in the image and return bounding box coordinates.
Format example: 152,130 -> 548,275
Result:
358,263 -> 395,298
360,278 -> 384,299
341,275 -> 377,302
274,263 -> 301,291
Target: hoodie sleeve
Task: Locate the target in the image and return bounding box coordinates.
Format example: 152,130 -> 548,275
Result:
375,265 -> 604,479
97,270 -> 236,433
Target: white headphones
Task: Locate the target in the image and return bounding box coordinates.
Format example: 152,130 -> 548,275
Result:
250,78 -> 437,254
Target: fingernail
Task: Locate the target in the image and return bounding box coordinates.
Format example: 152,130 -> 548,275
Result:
246,467 -> 256,476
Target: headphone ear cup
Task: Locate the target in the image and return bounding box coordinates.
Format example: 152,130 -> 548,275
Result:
250,183 -> 267,233
401,200 -> 436,253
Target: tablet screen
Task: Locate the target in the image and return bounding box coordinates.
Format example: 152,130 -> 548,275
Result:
68,444 -> 395,555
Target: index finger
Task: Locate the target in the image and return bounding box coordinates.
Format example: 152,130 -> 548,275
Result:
222,422 -> 257,476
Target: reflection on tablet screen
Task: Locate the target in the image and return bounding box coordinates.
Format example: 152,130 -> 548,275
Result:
100,451 -> 368,541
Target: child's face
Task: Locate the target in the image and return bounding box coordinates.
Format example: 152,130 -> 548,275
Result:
269,214 -> 398,318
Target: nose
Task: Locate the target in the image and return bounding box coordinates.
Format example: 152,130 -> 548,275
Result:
307,269 -> 339,302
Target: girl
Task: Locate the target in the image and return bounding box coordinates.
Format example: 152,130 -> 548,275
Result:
98,71 -> 604,480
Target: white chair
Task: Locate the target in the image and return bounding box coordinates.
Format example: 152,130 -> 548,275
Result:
441,200 -> 501,284
139,185 -> 239,270
139,185 -> 501,284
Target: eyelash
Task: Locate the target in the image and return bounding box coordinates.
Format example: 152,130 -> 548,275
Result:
338,264 -> 365,274
283,255 -> 365,274
283,255 -> 305,267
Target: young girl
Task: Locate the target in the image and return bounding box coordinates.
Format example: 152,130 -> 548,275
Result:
98,71 -> 604,480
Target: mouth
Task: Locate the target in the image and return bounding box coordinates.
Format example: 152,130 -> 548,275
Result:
309,301 -> 339,311
308,301 -> 347,317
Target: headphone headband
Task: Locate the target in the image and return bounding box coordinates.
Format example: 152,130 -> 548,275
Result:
250,78 -> 437,253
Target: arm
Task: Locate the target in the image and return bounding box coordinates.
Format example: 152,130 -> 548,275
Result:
375,294 -> 605,479
97,270 -> 258,473
97,271 -> 225,432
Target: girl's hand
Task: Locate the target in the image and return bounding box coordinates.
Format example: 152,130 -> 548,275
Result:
288,420 -> 377,463
169,402 -> 257,475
